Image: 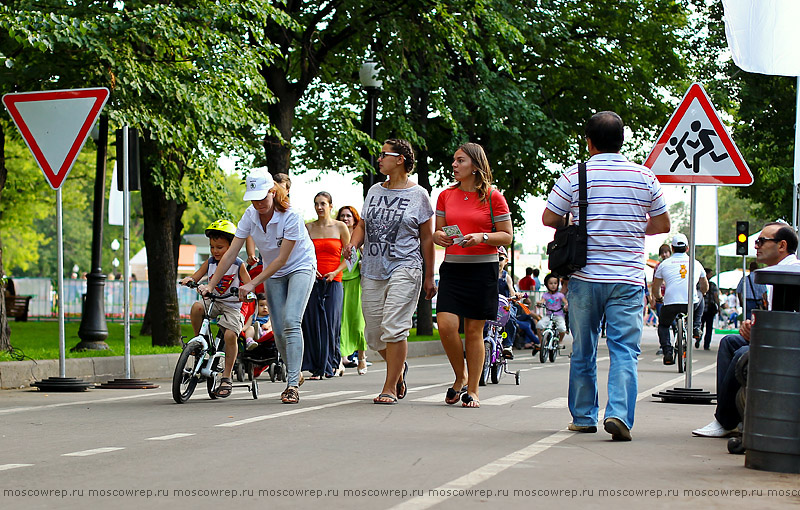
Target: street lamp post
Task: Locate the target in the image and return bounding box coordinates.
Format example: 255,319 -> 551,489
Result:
360,61 -> 383,198
74,115 -> 110,351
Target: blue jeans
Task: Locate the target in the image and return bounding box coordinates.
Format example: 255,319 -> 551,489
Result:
265,268 -> 315,387
568,279 -> 644,430
715,334 -> 749,430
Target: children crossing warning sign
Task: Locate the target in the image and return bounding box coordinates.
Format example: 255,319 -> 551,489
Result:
644,83 -> 753,186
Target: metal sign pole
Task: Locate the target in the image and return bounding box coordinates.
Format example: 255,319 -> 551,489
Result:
793,77 -> 800,231
57,188 -> 66,378
123,126 -> 131,379
686,185 -> 696,388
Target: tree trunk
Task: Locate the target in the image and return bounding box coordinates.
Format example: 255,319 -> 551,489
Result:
261,66 -> 300,176
139,136 -> 186,346
0,122 -> 10,351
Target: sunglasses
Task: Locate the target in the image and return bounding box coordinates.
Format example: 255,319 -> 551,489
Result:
754,237 -> 778,247
379,152 -> 401,159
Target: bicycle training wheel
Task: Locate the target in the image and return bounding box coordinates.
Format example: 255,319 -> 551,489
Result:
172,340 -> 202,404
676,318 -> 685,374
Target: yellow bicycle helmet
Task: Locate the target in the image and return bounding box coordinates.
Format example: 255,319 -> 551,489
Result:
205,219 -> 237,241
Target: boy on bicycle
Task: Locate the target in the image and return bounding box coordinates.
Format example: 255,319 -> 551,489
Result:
536,273 -> 568,343
180,219 -> 251,398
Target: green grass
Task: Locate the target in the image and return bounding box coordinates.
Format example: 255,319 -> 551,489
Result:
1,321 -> 193,362
408,328 -> 440,343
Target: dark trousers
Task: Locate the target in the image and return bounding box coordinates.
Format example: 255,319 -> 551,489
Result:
657,301 -> 703,352
701,307 -> 716,349
715,335 -> 749,430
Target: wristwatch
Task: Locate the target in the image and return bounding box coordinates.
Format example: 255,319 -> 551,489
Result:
482,233 -> 489,243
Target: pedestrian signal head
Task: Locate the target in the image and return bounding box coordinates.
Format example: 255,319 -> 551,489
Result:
735,221 -> 749,256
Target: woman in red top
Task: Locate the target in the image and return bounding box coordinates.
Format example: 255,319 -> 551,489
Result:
433,143 -> 513,407
301,192 -> 351,379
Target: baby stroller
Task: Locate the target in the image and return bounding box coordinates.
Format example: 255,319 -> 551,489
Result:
480,294 -> 521,386
236,329 -> 286,383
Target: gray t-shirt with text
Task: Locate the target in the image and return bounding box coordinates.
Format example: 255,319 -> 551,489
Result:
360,183 -> 434,280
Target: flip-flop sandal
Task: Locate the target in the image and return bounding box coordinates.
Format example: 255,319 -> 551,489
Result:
396,361 -> 409,399
461,392 -> 480,408
215,378 -> 233,398
281,386 -> 299,404
373,393 -> 397,405
445,385 -> 468,405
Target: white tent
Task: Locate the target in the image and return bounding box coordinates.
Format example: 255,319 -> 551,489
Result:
714,269 -> 746,290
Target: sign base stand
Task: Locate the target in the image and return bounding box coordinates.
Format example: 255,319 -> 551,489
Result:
652,387 -> 716,404
97,378 -> 159,390
32,377 -> 93,392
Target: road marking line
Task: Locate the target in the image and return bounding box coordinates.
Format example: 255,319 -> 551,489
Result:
388,362 -> 716,510
412,394 -> 446,403
406,382 -> 451,393
62,447 -> 125,457
534,397 -> 568,409
301,390 -> 363,400
215,400 -> 358,427
0,464 -> 33,471
146,433 -> 195,441
233,391 -> 282,400
480,395 -> 528,406
0,391 -> 171,416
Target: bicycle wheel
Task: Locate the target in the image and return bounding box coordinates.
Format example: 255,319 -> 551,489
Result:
207,356 -> 223,399
549,339 -> 558,363
480,341 -> 491,386
490,358 -> 503,384
539,331 -> 550,363
172,340 -> 202,404
676,318 -> 685,374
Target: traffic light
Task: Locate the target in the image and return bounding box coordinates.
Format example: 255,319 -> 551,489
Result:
736,221 -> 749,256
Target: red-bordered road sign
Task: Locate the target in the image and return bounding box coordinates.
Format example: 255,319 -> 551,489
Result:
644,83 -> 753,186
2,88 -> 110,190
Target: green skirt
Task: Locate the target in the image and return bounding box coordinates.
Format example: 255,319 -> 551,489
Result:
340,276 -> 367,356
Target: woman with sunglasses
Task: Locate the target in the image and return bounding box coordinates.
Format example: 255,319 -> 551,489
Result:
343,139 -> 437,404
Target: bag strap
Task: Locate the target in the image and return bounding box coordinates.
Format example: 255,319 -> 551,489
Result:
488,186 -> 497,232
578,162 -> 588,234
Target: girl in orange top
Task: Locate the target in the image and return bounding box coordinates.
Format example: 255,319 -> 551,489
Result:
301,192 -> 351,379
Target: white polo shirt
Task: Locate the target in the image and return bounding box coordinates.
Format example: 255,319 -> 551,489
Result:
235,205 -> 316,278
654,252 -> 705,306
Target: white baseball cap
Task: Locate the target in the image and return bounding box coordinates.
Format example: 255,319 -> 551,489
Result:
671,233 -> 688,248
242,169 -> 275,201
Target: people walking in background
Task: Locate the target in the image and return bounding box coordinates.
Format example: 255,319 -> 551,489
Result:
518,267 -> 535,292
337,205 -> 369,375
700,267 -> 720,350
543,111 -> 670,441
344,139 -> 436,405
434,142 -> 513,408
206,169 -> 316,404
302,192 -> 350,379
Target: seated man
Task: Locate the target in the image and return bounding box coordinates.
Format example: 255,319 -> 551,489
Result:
693,222 -> 800,437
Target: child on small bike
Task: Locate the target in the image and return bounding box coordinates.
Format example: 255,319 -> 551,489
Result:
536,273 -> 568,343
243,293 -> 273,350
179,219 -> 251,398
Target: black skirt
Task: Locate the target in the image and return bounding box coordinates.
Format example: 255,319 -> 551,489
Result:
436,261 -> 499,320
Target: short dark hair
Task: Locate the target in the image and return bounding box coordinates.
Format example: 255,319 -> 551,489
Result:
585,111 -> 624,153
525,267 -> 534,276
533,268 -> 540,277
256,292 -> 267,301
673,245 -> 688,254
764,222 -> 798,254
207,232 -> 233,244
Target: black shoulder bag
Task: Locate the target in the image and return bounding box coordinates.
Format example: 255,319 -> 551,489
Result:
546,162 -> 588,276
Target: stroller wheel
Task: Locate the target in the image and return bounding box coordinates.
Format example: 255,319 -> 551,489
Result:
515,371 -> 520,385
234,361 -> 245,382
251,380 -> 259,399
268,363 -> 276,383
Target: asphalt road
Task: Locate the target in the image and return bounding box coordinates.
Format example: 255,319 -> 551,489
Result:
1,327 -> 799,509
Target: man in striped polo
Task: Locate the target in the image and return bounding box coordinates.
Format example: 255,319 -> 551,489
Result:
543,111 -> 671,441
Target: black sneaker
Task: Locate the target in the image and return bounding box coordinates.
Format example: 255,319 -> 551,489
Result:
694,339 -> 700,349
663,350 -> 675,365
502,347 -> 514,360
693,328 -> 701,340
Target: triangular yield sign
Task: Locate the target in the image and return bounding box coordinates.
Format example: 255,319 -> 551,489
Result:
644,83 -> 753,186
2,88 -> 110,190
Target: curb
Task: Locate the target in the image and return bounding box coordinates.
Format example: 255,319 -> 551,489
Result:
0,340 -> 445,390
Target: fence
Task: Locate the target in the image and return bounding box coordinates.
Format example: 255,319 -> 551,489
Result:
11,278 -> 198,320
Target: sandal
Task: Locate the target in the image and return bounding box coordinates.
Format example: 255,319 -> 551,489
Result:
373,393 -> 397,405
215,378 -> 233,399
281,386 -> 299,404
358,359 -> 368,375
396,361 -> 408,399
445,385 -> 468,405
461,392 -> 480,408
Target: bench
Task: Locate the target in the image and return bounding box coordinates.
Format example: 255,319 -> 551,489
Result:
5,295 -> 32,322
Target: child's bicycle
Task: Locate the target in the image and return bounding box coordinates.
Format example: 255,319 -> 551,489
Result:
671,312 -> 688,374
537,309 -> 562,363
480,294 -> 521,386
172,282 -> 258,403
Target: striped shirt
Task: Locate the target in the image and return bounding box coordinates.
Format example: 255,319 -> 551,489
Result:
545,153 -> 667,286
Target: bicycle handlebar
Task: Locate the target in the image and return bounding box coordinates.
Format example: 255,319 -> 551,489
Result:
182,281 -> 240,300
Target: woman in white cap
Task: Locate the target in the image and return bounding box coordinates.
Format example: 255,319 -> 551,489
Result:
204,169 -> 316,404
